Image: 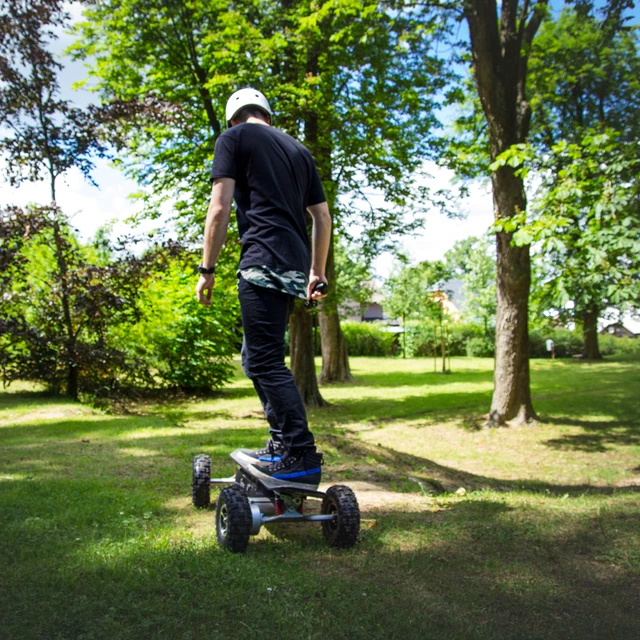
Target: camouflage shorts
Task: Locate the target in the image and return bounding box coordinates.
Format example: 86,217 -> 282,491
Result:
238,266 -> 308,300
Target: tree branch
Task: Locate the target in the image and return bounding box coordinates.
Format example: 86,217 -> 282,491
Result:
523,0 -> 549,47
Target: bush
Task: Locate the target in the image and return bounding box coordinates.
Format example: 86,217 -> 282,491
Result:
599,334 -> 640,357
113,261 -> 239,392
529,328 -> 583,358
403,322 -> 436,357
152,297 -> 236,391
341,321 -> 397,356
404,321 -> 489,358
466,336 -> 495,357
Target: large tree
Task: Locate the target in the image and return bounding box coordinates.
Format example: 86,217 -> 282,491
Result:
0,0 -> 108,398
71,0 -> 447,402
503,132 -> 640,359
457,0 -> 549,425
526,2 -> 640,358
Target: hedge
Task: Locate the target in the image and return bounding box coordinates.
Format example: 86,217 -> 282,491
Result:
286,320 -> 639,359
340,321 -> 398,356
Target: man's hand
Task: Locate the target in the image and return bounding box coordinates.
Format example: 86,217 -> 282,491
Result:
307,271 -> 328,301
196,273 -> 215,306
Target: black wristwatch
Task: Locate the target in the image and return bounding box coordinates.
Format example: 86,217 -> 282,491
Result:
198,264 -> 216,275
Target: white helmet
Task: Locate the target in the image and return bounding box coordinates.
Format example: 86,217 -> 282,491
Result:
225,87 -> 272,126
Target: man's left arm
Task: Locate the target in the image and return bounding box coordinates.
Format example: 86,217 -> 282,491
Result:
195,177 -> 235,306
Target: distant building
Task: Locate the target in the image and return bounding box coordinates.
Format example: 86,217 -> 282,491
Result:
600,323 -> 637,338
362,301 -> 384,322
341,279 -> 465,325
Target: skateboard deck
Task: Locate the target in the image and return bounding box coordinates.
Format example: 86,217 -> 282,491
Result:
230,449 -> 324,496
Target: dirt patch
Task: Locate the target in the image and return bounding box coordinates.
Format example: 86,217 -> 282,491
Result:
319,480 -> 433,511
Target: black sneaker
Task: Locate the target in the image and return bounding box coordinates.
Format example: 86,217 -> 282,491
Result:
236,439 -> 285,465
250,449 -> 323,491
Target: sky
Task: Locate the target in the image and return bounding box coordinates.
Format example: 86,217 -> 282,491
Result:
1,0 -> 638,336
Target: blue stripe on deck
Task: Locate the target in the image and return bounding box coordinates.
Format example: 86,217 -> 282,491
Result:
273,468 -> 321,480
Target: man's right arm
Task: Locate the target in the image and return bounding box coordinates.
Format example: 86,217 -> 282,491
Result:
195,177 -> 235,306
307,201 -> 331,300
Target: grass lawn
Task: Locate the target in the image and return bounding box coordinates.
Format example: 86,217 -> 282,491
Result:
1,356 -> 639,639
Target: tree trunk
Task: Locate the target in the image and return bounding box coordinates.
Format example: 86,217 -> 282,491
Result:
50,178 -> 79,400
319,235 -> 354,383
289,303 -> 327,407
490,227 -> 535,424
464,0 -> 546,426
304,43 -> 353,384
582,307 -> 602,360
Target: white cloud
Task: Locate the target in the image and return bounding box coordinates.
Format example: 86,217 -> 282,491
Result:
1,160 -> 144,241
372,164 -> 494,276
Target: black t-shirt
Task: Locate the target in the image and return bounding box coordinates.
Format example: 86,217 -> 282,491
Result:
210,123 -> 326,275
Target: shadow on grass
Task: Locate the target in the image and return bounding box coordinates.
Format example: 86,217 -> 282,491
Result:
2,402 -> 638,497
344,368 -> 493,388
0,389 -> 71,410
2,383 -> 639,638
308,390 -> 493,429
1,471 -> 638,640
540,416 -> 640,452
320,432 -> 640,496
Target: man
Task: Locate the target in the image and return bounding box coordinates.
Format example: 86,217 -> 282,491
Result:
195,87 -> 331,490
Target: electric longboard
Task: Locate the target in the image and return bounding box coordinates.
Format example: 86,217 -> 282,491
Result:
191,449 -> 360,552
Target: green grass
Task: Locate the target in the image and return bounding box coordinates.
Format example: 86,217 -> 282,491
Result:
1,356 -> 639,639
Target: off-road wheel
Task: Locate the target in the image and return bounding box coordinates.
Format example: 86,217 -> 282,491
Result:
321,485 -> 360,548
216,485 -> 252,553
192,454 -> 211,508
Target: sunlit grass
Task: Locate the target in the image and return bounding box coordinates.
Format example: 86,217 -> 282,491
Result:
1,355 -> 639,639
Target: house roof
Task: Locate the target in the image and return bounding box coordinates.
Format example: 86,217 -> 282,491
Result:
600,322 -> 637,337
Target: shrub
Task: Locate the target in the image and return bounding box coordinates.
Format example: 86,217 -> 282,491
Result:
403,322 -> 436,357
599,334 -> 640,356
529,328 -> 583,358
404,321 -> 488,357
466,336 -> 495,357
112,261 -> 239,392
341,321 -> 397,356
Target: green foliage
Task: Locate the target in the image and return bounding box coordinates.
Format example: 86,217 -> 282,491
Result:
527,327 -> 640,359
340,321 -> 396,356
341,319 -> 627,360
153,297 -> 235,391
383,259 -> 450,324
465,335 -> 495,358
529,328 -> 583,358
510,132 -> 640,322
117,260 -> 239,391
0,207 -> 165,396
523,6 -> 640,341
598,335 -> 640,357
403,321 -> 484,358
529,5 -> 640,151
445,235 -> 496,331
403,321 -> 438,357
334,239 -> 376,319
0,208 -> 238,396
70,0 -> 451,247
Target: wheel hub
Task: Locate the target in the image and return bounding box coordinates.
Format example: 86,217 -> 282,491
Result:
219,504 -> 229,536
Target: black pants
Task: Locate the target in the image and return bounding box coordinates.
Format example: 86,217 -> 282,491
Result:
238,276 -> 315,451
